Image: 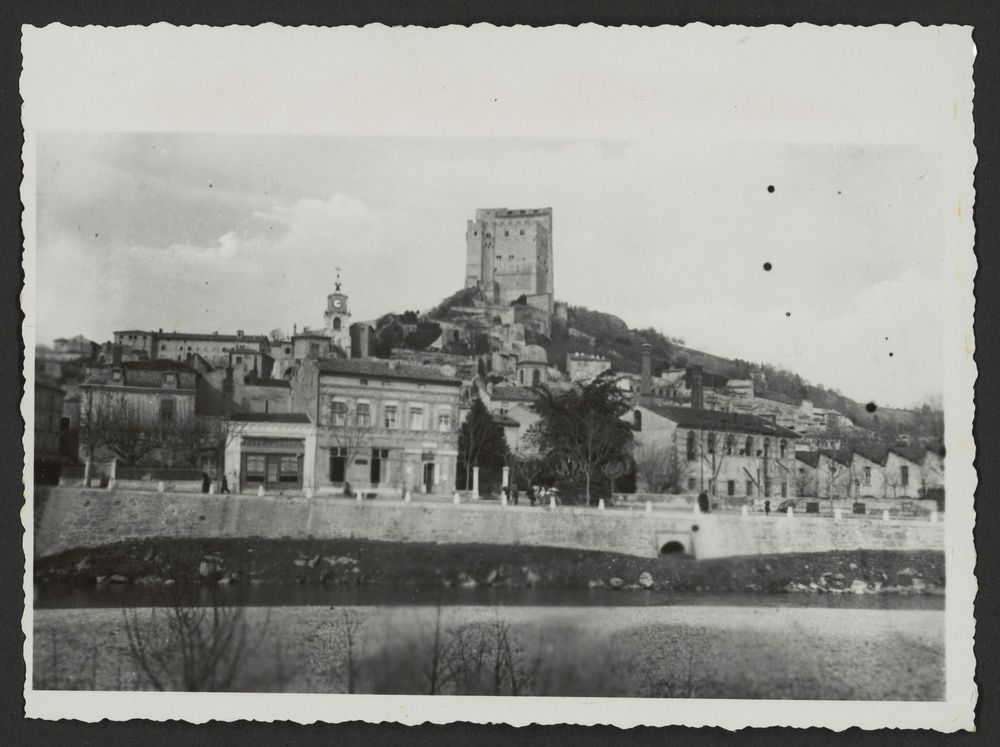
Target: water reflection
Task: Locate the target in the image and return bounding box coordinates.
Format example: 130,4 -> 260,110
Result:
34,582 -> 944,611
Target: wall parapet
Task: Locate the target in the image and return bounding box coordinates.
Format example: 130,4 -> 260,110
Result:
33,487 -> 944,561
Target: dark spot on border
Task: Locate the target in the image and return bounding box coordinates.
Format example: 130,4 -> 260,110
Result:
785,311 -> 791,317
763,262 -> 772,271
767,185 -> 775,193
889,352 -> 894,357
865,402 -> 877,414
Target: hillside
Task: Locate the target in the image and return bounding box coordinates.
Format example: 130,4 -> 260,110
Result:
368,290 -> 942,442
555,305 -> 941,441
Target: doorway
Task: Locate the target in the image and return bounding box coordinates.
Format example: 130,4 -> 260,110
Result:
423,462 -> 435,493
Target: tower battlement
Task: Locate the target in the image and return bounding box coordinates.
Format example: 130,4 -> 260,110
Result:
464,207 -> 553,313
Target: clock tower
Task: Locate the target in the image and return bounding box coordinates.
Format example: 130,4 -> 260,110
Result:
324,268 -> 351,351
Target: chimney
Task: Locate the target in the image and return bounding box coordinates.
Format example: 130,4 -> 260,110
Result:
237,329 -> 244,338
691,365 -> 704,410
293,323 -> 298,336
112,345 -> 122,366
640,343 -> 652,397
358,325 -> 370,359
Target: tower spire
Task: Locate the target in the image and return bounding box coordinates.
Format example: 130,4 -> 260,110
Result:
335,266 -> 342,292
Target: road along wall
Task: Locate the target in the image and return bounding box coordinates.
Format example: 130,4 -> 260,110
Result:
33,488 -> 943,560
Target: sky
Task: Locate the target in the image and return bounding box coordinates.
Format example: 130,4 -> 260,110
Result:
23,25 -> 973,409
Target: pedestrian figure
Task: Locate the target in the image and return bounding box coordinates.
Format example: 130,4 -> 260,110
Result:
528,486 -> 536,507
221,474 -> 230,494
697,491 -> 710,514
764,499 -> 771,516
201,471 -> 211,494
512,486 -> 519,506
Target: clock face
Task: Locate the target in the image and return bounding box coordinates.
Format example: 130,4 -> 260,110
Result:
333,298 -> 343,310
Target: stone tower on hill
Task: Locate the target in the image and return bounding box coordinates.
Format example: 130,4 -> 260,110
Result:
465,207 -> 553,313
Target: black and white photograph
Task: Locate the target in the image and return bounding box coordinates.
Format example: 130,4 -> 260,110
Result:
20,24 -> 976,730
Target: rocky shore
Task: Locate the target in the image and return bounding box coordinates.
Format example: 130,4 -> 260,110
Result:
34,538 -> 945,595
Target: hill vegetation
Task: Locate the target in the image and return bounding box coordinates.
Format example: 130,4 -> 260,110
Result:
368,289 -> 943,443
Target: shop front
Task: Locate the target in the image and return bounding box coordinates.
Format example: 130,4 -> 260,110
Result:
225,413 -> 317,494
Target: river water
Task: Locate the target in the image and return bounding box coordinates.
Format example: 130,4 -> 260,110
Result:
33,582 -> 943,611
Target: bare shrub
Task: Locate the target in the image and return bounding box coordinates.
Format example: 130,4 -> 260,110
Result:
121,586 -> 269,691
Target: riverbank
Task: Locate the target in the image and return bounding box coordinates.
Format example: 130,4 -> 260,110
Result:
32,603 -> 944,699
34,538 -> 945,595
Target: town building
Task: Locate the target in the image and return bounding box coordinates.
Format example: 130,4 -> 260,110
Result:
112,328 -> 270,368
516,344 -> 549,387
34,376 -> 65,484
465,207 -> 554,312
224,412 -> 317,493
567,352 -> 611,383
77,356 -> 201,475
629,397 -> 801,502
290,357 -> 462,496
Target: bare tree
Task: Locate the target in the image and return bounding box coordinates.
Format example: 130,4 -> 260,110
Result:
634,442 -> 686,494
88,394 -> 162,467
329,401 -> 375,495
122,587 -> 269,691
268,328 -> 286,345
793,467 -> 817,499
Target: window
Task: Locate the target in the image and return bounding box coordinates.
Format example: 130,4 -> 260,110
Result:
384,405 -> 398,428
160,398 -> 175,422
329,448 -> 347,483
633,410 -> 642,431
360,379 -> 368,386
686,431 -> 697,461
246,455 -> 266,482
707,432 -> 716,455
236,356 -> 243,363
727,480 -> 735,496
112,369 -> 123,383
863,467 -> 871,486
160,343 -> 166,351
409,406 -> 424,430
781,481 -> 788,497
687,477 -> 696,490
900,466 -> 909,486
520,229 -> 525,236
763,438 -> 771,458
764,478 -> 772,497
724,434 -> 735,455
532,369 -> 541,386
331,400 -> 347,426
779,439 -> 788,458
309,343 -> 319,355
438,411 -> 451,432
279,455 -> 299,483
284,347 -> 291,354
744,436 -> 753,456
504,230 -> 509,237
746,480 -> 754,497
163,372 -> 177,387
356,402 -> 371,427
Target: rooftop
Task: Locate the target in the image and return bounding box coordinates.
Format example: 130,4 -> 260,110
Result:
316,357 -> 462,386
114,329 -> 268,343
229,412 -> 312,424
818,448 -> 853,466
637,398 -> 801,439
795,451 -> 821,468
757,391 -> 802,407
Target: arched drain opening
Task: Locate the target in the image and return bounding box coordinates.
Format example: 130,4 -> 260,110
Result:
659,540 -> 686,556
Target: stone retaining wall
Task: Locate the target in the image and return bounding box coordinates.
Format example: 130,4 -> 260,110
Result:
33,488 -> 944,560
